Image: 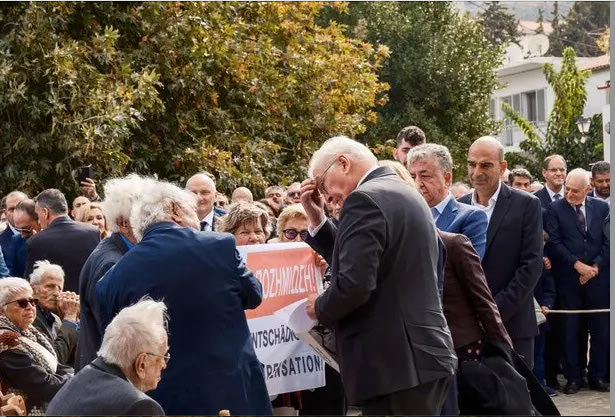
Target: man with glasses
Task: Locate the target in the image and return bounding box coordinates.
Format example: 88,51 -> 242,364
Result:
300,136 -> 456,415
284,182 -> 302,205
0,191 -> 28,276
535,155 -> 567,208
8,199 -> 41,278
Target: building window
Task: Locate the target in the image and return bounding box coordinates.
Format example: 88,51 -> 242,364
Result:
499,88 -> 546,123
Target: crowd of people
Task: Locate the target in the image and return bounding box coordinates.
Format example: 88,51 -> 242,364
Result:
0,124 -> 609,415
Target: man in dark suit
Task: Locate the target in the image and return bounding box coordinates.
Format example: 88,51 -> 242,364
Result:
458,136 -> 543,369
534,155 -> 567,208
407,143 -> 488,258
0,191 -> 28,276
301,136 -> 456,415
96,180 -> 272,415
545,168 -> 610,394
76,174 -> 152,371
186,172 -> 222,231
26,189 -> 100,292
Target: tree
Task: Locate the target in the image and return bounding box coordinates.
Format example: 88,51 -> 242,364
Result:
548,2 -> 565,56
502,48 -> 602,177
597,28 -> 610,55
0,2 -> 389,198
477,2 -> 520,46
319,2 -> 503,179
535,8 -> 545,34
549,1 -> 609,57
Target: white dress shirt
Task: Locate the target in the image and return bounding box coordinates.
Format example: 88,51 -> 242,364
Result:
545,185 -> 564,202
471,181 -> 503,224
200,210 -> 215,231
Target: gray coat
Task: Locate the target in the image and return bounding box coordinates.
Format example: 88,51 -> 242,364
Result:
46,357 -> 164,416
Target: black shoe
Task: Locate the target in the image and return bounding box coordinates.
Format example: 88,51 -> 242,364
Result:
564,381 -> 581,394
546,379 -> 561,390
589,378 -> 610,392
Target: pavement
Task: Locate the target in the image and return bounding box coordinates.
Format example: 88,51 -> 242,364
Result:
550,376 -> 610,416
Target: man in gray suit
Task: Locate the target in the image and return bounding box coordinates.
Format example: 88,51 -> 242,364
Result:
301,136 -> 456,415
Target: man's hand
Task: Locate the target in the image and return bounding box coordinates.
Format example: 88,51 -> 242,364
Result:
300,178 -> 325,228
541,305 -> 549,316
305,293 -> 319,320
58,291 -> 80,322
314,251 -> 328,275
80,178 -> 99,201
543,257 -> 552,270
574,260 -> 597,278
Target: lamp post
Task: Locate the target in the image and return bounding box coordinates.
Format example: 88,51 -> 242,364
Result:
576,116 -> 591,144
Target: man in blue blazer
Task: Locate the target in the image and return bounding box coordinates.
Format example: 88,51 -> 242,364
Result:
96,180 -> 272,416
408,143 -> 487,258
0,191 -> 28,276
459,137 -> 543,369
545,168 -> 610,394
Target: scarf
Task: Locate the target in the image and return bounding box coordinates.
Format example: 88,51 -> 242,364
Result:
0,315 -> 58,374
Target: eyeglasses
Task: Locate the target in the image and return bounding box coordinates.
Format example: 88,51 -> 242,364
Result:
145,352 -> 171,365
5,298 -> 38,309
287,191 -> 301,198
547,168 -> 566,173
14,227 -> 33,235
316,157 -> 339,195
283,228 -> 309,241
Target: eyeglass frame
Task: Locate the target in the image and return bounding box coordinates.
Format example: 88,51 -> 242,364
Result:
5,297 -> 39,309
14,226 -> 33,235
315,156 -> 341,196
286,191 -> 301,198
283,228 -> 309,241
145,352 -> 171,365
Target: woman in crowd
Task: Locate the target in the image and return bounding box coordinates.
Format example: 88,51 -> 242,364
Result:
276,204 -> 309,244
46,299 -> 168,416
75,202 -> 110,239
218,201 -> 270,246
0,277 -> 73,414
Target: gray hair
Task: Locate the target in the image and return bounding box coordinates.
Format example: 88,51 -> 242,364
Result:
0,278 -> 32,310
406,143 -> 453,174
34,189 -> 68,215
308,136 -> 377,178
103,174 -> 156,233
130,180 -> 197,242
566,168 -> 590,187
98,298 -> 168,370
218,201 -> 271,237
29,260 -> 65,287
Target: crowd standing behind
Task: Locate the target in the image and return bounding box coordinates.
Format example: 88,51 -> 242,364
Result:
0,124 -> 609,415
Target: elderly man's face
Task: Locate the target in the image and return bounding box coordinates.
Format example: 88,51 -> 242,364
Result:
140,337 -> 168,393
266,188 -> 284,205
592,172 -> 610,199
285,184 -> 302,205
543,157 -> 567,191
315,155 -> 356,208
186,176 -> 216,220
408,157 -> 451,207
32,272 -> 63,314
511,176 -> 532,193
565,176 -> 590,206
467,143 -> 506,197
13,209 -> 39,239
4,288 -> 36,332
173,203 -> 200,231
34,203 -> 51,230
4,194 -> 26,226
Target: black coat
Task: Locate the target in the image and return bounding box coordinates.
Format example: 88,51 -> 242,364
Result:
32,306 -> 78,367
76,233 -> 129,371
25,215 -> 100,292
307,167 -> 456,405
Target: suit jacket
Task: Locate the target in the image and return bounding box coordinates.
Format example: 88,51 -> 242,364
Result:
0,226 -> 26,276
0,245 -> 9,277
308,167 -> 456,404
46,357 -> 164,416
459,184 -> 543,339
9,233 -> 27,277
76,232 -> 130,371
545,196 -> 610,287
534,186 -> 557,209
436,197 -> 488,259
32,306 -> 78,367
25,215 -> 100,292
438,230 -> 510,349
95,222 -> 272,416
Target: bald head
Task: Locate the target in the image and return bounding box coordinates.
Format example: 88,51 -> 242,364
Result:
186,173 -> 216,219
470,136 -> 505,163
467,136 -> 507,203
231,187 -> 253,203
564,168 -> 591,206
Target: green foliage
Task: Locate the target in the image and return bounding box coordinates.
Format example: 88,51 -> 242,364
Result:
535,8 -> 545,34
0,2 -> 388,198
502,48 -> 602,177
478,2 -> 520,46
548,1 -> 609,57
319,2 -> 503,180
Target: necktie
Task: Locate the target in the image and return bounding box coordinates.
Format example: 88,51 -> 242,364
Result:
553,193 -> 561,201
200,220 -> 209,232
431,207 -> 439,220
575,205 -> 586,232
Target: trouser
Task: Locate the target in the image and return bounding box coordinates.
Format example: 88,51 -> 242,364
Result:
544,314 -> 564,385
299,365 -> 346,416
440,373 -> 459,415
533,324 -> 547,382
512,337 -> 535,370
361,376 -> 451,415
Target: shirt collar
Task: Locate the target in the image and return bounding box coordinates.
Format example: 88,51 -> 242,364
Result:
355,166 -> 380,191
7,223 -> 18,235
472,181 -> 502,208
119,233 -> 134,250
433,192 -> 453,215
200,210 -> 214,225
546,184 -> 564,200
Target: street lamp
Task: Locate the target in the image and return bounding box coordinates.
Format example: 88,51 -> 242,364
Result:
576,116 -> 591,143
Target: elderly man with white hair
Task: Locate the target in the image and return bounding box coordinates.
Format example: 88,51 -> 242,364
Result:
96,179 -> 271,415
0,277 -> 73,414
545,168 -> 610,394
30,260 -> 80,367
46,298 -> 168,415
299,135 -> 456,415
76,174 -> 154,371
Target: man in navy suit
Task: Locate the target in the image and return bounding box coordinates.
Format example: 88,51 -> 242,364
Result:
534,155 -> 567,209
545,168 -> 610,394
0,191 -> 28,276
407,143 -> 487,258
458,136 -> 543,369
186,172 -> 222,231
96,180 -> 272,416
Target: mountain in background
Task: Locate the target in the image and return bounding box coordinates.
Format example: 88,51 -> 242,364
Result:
460,1 -> 574,21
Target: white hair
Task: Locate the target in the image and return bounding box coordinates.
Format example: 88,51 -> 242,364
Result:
130,180 -> 197,242
308,136 -> 377,178
103,174 -> 157,233
407,143 -> 453,173
98,298 -> 168,370
567,168 -> 590,187
0,277 -> 33,309
29,260 -> 65,286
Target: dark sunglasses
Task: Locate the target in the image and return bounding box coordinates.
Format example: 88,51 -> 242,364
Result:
283,228 -> 309,241
6,298 -> 38,309
287,191 -> 301,198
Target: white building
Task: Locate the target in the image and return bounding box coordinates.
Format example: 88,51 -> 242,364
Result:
490,54 -> 610,157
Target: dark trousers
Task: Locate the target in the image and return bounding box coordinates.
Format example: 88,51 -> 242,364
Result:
362,376 -> 451,415
440,373 -> 458,415
299,365 -> 346,416
544,314 -> 564,386
559,279 -> 609,382
533,324 -> 547,382
512,337 -> 535,370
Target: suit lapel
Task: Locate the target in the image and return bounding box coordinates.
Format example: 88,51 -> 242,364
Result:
436,198 -> 458,230
486,185 -> 512,253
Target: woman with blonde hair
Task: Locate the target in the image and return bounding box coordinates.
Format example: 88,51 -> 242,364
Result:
75,202 -> 110,239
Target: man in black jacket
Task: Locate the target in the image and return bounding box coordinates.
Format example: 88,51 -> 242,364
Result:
301,135 -> 456,415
